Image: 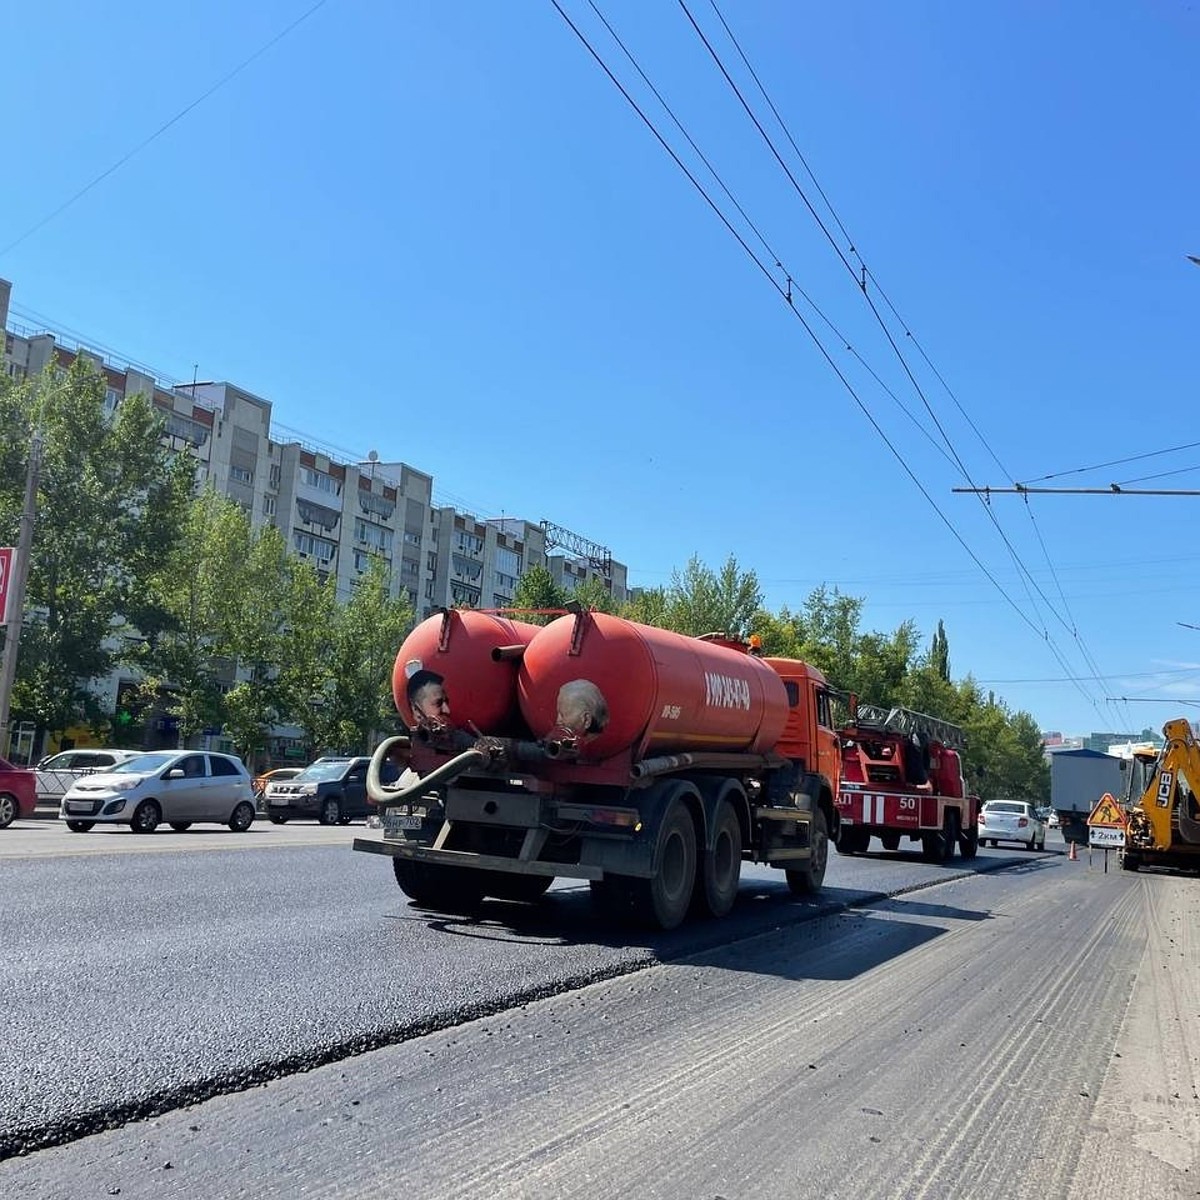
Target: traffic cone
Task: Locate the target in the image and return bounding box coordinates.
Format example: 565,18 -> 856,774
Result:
1068,840 -> 1078,861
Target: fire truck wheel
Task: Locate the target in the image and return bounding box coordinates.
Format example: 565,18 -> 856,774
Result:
921,816 -> 955,864
631,798 -> 698,931
958,825 -> 979,859
484,874 -> 553,903
392,858 -> 485,911
880,833 -> 901,852
786,807 -> 829,896
696,798 -> 743,919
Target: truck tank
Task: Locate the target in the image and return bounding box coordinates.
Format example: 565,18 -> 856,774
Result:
392,609 -> 541,735
517,611 -> 789,762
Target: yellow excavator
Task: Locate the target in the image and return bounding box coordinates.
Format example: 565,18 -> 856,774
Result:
1122,718 -> 1200,873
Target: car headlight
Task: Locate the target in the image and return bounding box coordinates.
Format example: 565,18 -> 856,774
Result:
300,784 -> 318,796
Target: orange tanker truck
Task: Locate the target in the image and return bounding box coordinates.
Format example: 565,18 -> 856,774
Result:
355,607 -> 843,930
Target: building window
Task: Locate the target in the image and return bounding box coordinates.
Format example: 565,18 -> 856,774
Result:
354,519 -> 393,553
494,571 -> 518,592
262,496 -> 276,517
450,582 -> 480,606
164,412 -> 210,447
268,464 -> 281,490
230,465 -> 253,484
104,387 -> 121,414
495,546 -> 521,577
293,532 -> 336,563
300,466 -> 340,496
403,530 -> 422,547
455,531 -> 484,556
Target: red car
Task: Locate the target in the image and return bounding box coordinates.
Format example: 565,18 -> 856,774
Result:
0,755 -> 37,828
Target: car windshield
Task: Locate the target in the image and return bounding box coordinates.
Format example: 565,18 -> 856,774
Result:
985,802 -> 1026,815
111,753 -> 177,774
295,760 -> 352,782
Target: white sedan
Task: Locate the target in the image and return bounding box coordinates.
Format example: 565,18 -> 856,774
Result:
978,800 -> 1046,850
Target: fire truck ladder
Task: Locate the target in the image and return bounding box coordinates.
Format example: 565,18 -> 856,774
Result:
854,703 -> 967,750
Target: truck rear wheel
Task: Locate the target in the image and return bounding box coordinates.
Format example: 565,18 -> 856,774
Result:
392,858 -> 484,911
696,798 -> 742,919
786,807 -> 829,896
880,832 -> 901,852
628,798 -> 697,930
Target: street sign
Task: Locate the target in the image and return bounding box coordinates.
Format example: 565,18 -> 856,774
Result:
1089,826 -> 1125,848
1086,792 -> 1127,829
0,547 -> 13,624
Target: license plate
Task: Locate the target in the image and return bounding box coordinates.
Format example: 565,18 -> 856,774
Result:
384,811 -> 424,837
67,801 -> 92,813
269,796 -> 289,805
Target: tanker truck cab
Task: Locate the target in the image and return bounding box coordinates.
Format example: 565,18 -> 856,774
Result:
357,612 -> 844,931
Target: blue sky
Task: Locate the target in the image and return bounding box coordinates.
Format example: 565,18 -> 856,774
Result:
3,1 -> 1198,738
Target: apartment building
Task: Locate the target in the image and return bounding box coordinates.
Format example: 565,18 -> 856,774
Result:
1,278 -> 628,629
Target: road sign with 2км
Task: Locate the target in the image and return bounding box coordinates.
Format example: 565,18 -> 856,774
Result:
1087,792 -> 1127,848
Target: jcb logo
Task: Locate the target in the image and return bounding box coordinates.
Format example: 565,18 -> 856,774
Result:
1157,771 -> 1173,808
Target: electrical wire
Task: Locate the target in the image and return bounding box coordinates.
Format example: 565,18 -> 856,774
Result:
1019,440 -> 1200,485
0,0 -> 333,259
684,0 -> 1125,727
582,0 -> 958,471
550,0 -> 1110,723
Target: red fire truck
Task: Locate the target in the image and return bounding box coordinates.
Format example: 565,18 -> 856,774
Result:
834,703 -> 979,863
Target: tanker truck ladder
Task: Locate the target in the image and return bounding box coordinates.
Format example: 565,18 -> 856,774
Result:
853,703 -> 966,750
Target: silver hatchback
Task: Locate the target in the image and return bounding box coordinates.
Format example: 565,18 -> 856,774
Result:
59,750 -> 257,834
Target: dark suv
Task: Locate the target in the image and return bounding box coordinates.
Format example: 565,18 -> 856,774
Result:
263,756 -> 374,825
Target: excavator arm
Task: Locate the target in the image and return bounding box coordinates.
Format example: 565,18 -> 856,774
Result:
1129,718 -> 1200,853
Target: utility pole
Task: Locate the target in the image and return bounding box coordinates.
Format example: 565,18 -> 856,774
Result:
0,429 -> 43,744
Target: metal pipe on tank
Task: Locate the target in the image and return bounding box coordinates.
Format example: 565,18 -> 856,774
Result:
490,644 -> 528,662
631,751 -> 781,779
366,735 -> 486,805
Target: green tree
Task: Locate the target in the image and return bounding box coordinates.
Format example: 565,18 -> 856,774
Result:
0,360 -> 191,739
220,522 -> 301,763
621,585 -> 669,627
512,565 -> 569,624
303,557 -> 412,754
138,488 -> 252,744
570,575 -> 619,614
663,554 -> 763,637
930,619 -> 951,682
